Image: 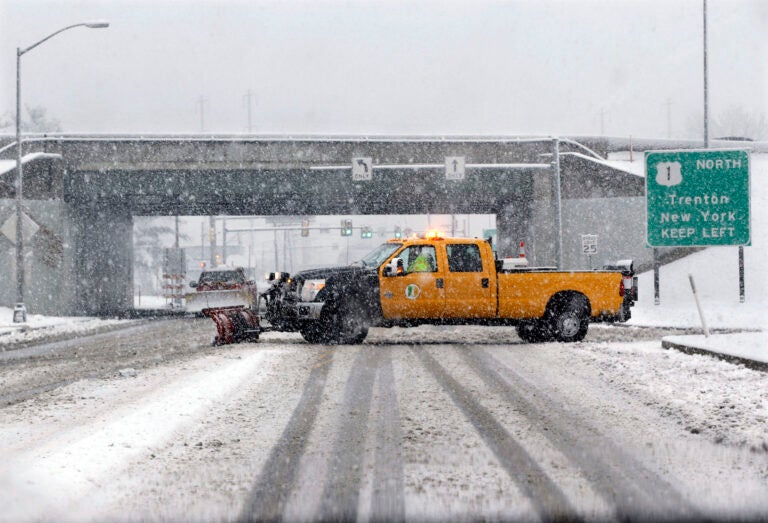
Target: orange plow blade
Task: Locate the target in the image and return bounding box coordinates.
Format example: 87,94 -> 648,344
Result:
202,306 -> 260,345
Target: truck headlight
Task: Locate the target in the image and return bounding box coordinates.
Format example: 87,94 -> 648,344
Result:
300,279 -> 326,301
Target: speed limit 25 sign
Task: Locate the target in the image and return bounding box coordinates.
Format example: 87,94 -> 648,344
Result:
581,234 -> 598,255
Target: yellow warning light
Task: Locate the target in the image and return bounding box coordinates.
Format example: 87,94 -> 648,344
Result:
425,229 -> 443,240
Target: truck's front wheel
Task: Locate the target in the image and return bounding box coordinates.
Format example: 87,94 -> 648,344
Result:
301,299 -> 369,344
300,321 -> 329,344
335,298 -> 369,344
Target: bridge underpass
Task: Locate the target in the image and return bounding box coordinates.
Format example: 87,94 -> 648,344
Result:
0,135 -> 645,316
139,212 -> 501,296
74,164 -> 540,315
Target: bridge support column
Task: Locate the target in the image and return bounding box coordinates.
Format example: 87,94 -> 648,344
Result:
0,199 -> 80,315
73,207 -> 133,315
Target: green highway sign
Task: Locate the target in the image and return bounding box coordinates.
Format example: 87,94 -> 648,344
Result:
645,149 -> 750,247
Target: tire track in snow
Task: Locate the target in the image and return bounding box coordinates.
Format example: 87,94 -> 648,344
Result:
240,348 -> 335,521
461,347 -> 701,521
371,349 -> 405,522
318,347 -> 381,521
412,347 -> 579,522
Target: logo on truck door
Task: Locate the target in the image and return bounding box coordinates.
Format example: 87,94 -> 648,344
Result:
405,284 -> 421,299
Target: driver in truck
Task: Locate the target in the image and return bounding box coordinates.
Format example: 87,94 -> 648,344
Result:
407,246 -> 434,272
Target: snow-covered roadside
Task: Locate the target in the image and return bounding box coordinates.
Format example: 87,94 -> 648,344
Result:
568,339 -> 768,452
0,306 -> 132,350
663,332 -> 768,366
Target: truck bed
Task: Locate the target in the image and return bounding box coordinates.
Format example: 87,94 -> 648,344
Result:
496,270 -> 624,319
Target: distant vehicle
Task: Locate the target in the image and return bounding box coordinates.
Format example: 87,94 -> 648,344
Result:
185,266 -> 259,314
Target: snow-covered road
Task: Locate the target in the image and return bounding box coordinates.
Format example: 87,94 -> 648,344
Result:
1,319 -> 766,521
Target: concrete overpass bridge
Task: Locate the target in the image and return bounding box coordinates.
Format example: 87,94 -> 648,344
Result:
0,134 -> 681,316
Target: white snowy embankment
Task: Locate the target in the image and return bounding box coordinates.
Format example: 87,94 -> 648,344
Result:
0,307 -> 130,349
625,152 -> 767,364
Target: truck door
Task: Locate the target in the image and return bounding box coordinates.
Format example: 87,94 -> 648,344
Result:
379,244 -> 444,320
442,242 -> 495,319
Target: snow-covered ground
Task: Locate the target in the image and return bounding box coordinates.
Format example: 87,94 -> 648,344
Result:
0,307 -> 131,350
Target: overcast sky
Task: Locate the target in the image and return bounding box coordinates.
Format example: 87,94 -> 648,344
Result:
1,0 -> 766,139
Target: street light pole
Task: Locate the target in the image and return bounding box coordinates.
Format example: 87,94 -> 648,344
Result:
14,47 -> 23,322
13,21 -> 109,322
703,0 -> 709,148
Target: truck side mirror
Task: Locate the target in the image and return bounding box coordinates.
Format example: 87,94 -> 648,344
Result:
189,281 -> 198,289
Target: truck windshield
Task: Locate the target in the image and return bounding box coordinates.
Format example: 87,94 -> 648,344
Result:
353,242 -> 403,268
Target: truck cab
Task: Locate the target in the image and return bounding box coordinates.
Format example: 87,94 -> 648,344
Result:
379,237 -> 497,320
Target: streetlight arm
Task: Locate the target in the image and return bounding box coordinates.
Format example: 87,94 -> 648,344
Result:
20,21 -> 109,56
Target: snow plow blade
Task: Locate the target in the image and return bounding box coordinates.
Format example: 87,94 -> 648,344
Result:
202,306 -> 260,345
185,289 -> 253,314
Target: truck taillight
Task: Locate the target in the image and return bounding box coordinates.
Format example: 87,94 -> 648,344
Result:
619,279 -> 625,297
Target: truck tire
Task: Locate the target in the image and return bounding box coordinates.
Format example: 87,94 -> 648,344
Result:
516,320 -> 551,343
300,299 -> 369,344
335,298 -> 369,344
300,321 -> 330,344
548,296 -> 589,343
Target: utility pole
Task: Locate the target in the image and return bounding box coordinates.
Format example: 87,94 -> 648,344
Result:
703,0 -> 709,148
273,229 -> 279,269
222,216 -> 227,265
251,217 -> 255,276
174,215 -> 182,307
599,108 -> 607,135
209,215 -> 216,266
664,98 -> 673,138
552,138 -> 563,270
244,90 -> 255,132
198,96 -> 207,132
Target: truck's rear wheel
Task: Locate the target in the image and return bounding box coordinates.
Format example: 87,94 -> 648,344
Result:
548,296 -> 589,342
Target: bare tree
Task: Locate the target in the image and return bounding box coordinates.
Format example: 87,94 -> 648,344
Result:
687,105 -> 767,141
712,105 -> 766,140
0,105 -> 62,133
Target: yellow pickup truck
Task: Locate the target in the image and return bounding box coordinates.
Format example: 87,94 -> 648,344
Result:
261,233 -> 637,344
